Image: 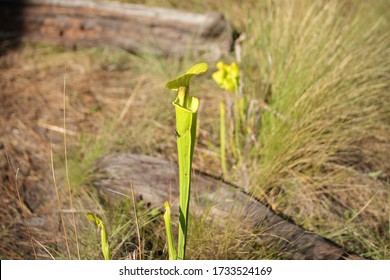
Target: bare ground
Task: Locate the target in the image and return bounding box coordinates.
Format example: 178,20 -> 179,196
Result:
0,45 -> 135,259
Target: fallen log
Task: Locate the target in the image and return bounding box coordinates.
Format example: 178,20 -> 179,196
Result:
0,0 -> 232,58
92,153 -> 362,260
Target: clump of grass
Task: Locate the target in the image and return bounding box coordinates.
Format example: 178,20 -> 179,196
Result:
103,199 -> 164,260
80,197 -> 165,260
185,210 -> 284,260
238,0 -> 390,258
61,122 -> 116,190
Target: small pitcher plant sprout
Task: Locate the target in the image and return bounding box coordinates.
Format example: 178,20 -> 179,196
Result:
164,62 -> 208,260
86,213 -> 111,260
163,201 -> 177,260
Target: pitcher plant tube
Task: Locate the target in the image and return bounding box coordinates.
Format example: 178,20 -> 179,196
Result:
212,62 -> 243,177
86,213 -> 111,260
164,62 -> 208,260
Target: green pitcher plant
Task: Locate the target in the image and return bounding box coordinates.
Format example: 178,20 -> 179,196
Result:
164,62 -> 208,260
212,61 -> 243,177
86,213 -> 111,260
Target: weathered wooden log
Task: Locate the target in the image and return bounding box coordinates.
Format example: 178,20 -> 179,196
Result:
0,0 -> 232,58
92,153 -> 362,260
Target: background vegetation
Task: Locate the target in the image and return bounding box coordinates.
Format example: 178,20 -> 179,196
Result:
0,0 -> 389,259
